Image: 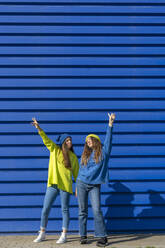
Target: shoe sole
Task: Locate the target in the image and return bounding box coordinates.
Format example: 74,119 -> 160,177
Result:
80,241 -> 87,244
96,242 -> 109,247
33,239 -> 45,243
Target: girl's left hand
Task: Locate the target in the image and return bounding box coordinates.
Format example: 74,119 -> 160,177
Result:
108,113 -> 115,127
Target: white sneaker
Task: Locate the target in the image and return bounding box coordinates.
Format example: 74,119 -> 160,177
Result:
33,231 -> 46,243
56,232 -> 67,244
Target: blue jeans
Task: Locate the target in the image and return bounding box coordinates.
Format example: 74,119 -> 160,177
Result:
40,185 -> 70,230
77,179 -> 107,237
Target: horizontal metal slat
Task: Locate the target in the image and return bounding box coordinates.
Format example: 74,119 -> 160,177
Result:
0,123 -> 164,133
1,181 -> 165,194
0,89 -> 164,98
0,57 -> 165,65
0,16 -> 165,24
0,111 -> 164,122
0,100 -> 164,110
1,169 -> 165,181
2,36 -> 165,44
2,26 -> 165,34
0,134 -> 165,145
0,145 -> 164,157
0,78 -> 164,87
1,206 -> 165,219
1,192 -> 164,206
0,157 -> 165,169
0,6 -> 165,14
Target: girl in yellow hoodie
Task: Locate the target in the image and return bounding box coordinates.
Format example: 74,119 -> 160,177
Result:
32,118 -> 79,244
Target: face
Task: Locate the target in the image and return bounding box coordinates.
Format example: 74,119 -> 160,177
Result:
65,137 -> 72,149
86,137 -> 93,148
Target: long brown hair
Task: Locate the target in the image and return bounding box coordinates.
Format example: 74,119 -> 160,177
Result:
62,140 -> 74,170
81,137 -> 102,166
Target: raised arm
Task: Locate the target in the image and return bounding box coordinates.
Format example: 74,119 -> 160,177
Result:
103,113 -> 115,156
31,117 -> 56,152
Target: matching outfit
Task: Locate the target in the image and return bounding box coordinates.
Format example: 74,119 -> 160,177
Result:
37,125 -> 113,239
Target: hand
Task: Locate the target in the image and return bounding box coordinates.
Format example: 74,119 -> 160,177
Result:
31,117 -> 40,129
108,113 -> 115,127
75,187 -> 77,197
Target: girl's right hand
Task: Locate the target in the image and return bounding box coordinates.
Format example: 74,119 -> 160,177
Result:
75,187 -> 77,197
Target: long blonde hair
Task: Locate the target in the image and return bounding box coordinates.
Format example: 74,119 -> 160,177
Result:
81,137 -> 102,166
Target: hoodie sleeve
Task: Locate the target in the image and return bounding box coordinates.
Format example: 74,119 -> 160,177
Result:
102,125 -> 113,157
39,130 -> 58,152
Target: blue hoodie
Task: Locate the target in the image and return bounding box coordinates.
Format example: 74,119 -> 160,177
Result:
77,126 -> 113,184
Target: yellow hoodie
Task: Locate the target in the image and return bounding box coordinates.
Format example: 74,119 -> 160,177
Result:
39,130 -> 79,194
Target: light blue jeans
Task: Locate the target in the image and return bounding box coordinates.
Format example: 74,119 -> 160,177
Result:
77,179 -> 107,237
40,185 -> 70,230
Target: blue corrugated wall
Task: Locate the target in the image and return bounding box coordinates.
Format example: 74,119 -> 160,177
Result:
0,0 -> 165,234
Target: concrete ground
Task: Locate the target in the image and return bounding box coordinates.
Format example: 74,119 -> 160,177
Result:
0,234 -> 165,248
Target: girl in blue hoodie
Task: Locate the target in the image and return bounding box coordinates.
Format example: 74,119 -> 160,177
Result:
76,113 -> 115,247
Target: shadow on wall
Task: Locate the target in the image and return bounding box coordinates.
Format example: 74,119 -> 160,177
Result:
136,190 -> 165,228
105,182 -> 135,232
104,182 -> 165,233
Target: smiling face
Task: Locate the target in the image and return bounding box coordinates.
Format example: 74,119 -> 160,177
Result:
65,137 -> 72,149
86,137 -> 93,148
81,136 -> 102,165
